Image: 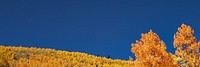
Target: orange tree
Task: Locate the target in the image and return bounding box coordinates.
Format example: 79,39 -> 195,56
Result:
131,30 -> 179,67
173,24 -> 200,67
131,24 -> 200,66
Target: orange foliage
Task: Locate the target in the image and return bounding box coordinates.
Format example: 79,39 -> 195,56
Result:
131,30 -> 179,67
1,24 -> 200,67
174,24 -> 200,66
131,24 -> 200,67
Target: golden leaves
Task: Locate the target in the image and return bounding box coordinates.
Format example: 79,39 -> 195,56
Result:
1,24 -> 200,67
174,24 -> 200,67
131,29 -> 178,66
0,46 -> 131,67
131,24 -> 200,67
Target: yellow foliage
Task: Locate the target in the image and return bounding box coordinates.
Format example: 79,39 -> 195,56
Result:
1,24 -> 200,67
0,46 -> 131,67
0,55 -> 9,67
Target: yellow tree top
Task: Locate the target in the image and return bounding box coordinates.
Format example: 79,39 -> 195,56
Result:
131,29 -> 178,66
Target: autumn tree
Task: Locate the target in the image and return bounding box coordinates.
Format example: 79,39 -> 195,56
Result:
174,24 -> 200,66
131,30 -> 179,67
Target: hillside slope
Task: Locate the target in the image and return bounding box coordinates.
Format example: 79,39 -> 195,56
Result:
0,45 -> 132,67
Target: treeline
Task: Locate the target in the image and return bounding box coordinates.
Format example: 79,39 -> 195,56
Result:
0,46 -> 132,67
1,24 -> 200,67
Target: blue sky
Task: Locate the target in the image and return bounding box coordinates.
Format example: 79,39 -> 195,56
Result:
0,0 -> 200,60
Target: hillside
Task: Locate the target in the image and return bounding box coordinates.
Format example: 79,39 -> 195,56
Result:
0,45 -> 132,67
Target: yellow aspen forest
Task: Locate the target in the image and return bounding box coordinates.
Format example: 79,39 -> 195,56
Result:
0,46 -> 131,67
0,24 -> 200,67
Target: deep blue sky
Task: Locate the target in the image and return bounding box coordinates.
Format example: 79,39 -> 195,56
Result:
1,0 -> 200,60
